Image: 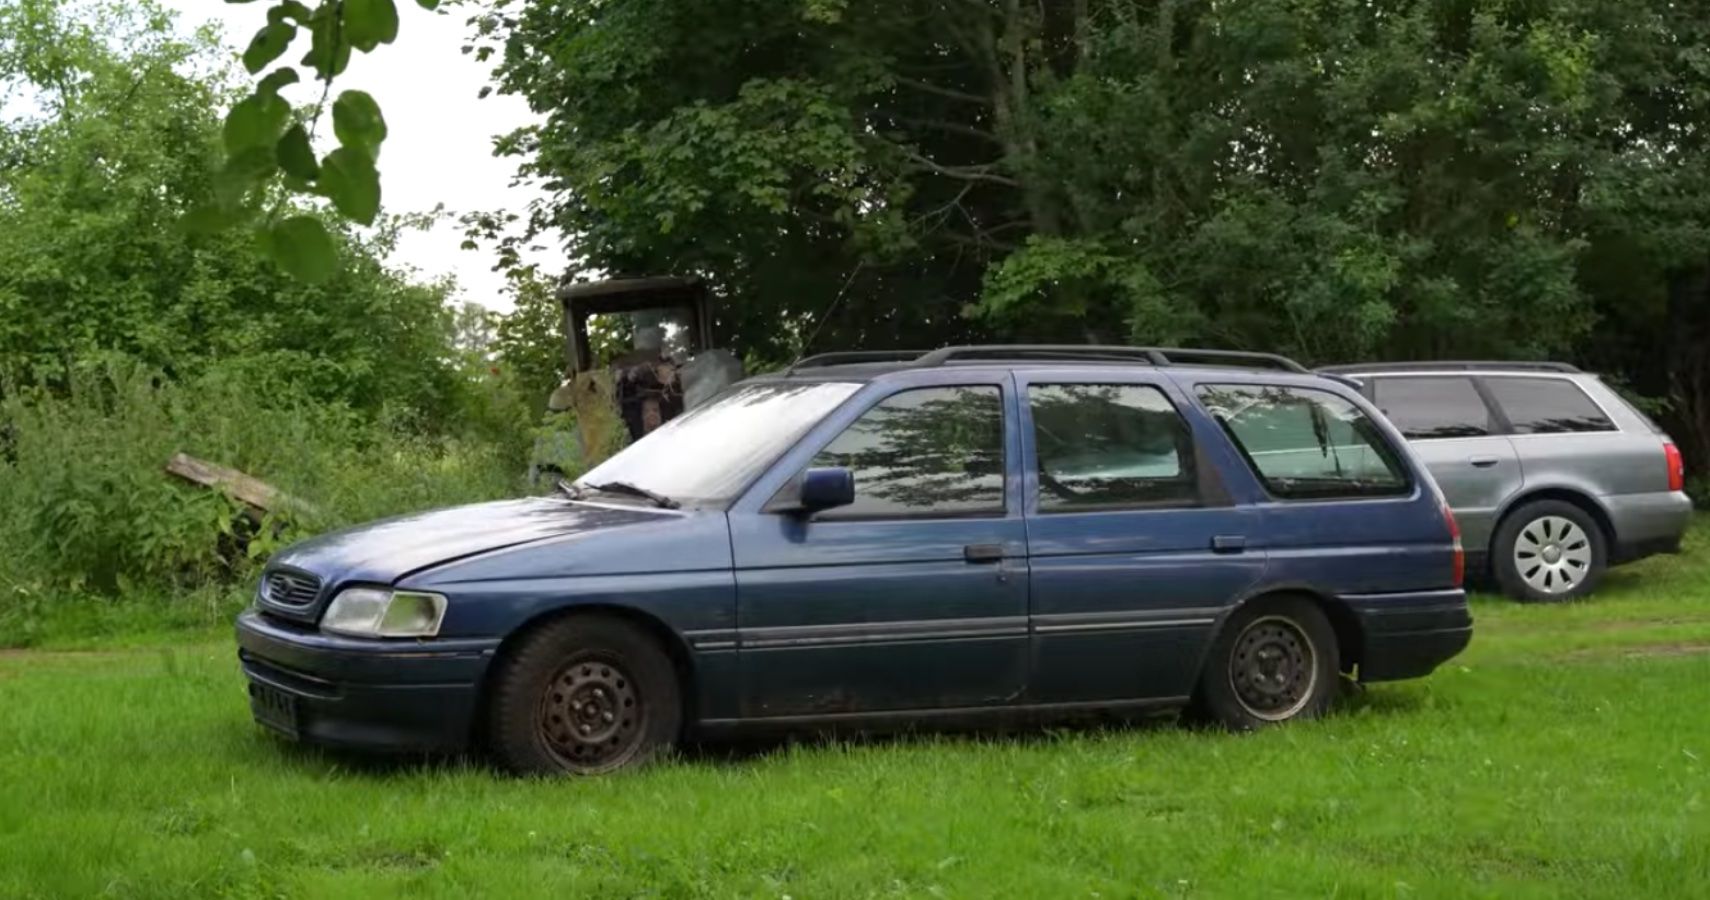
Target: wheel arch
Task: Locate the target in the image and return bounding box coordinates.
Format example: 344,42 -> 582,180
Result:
1199,586 -> 1364,678
1490,487 -> 1616,557
471,602 -> 700,747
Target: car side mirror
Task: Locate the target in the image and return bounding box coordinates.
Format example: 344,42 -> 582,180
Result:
794,467 -> 855,515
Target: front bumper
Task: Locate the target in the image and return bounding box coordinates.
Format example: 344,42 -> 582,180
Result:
235,609 -> 501,753
1342,589 -> 1472,683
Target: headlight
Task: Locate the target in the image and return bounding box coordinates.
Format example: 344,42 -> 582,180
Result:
321,587 -> 447,638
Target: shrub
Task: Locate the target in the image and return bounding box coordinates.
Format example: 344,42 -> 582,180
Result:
0,362 -> 530,604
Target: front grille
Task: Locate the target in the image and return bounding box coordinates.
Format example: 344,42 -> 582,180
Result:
263,570 -> 322,607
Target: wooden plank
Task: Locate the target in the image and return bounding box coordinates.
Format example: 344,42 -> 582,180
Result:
164,453 -> 319,518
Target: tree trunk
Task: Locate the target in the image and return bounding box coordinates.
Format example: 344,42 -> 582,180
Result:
1665,263 -> 1710,477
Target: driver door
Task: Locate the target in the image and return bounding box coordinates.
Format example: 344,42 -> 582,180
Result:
727,378 -> 1029,719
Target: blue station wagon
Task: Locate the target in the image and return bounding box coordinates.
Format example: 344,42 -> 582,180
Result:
237,345 -> 1472,774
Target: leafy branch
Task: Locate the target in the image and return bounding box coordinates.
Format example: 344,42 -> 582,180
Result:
189,0 -> 439,282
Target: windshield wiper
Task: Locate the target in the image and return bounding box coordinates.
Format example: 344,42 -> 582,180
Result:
585,480 -> 681,510
555,479 -> 589,500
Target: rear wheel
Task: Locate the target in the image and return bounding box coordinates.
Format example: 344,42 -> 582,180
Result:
1493,500 -> 1605,603
1189,596 -> 1339,730
487,615 -> 681,775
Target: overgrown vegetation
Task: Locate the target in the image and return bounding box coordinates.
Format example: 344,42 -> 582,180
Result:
4,522 -> 1709,895
0,0 -> 549,641
0,357 -> 545,643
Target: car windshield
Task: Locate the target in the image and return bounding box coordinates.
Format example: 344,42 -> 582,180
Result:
575,381 -> 861,508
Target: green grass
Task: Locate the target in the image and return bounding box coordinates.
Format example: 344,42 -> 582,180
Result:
5,532 -> 1710,897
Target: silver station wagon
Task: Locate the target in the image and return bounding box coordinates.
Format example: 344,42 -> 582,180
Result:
1323,362 -> 1690,602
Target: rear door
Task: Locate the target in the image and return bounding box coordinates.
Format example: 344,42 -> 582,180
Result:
1017,372 -> 1265,703
1192,381 -> 1452,595
1367,375 -> 1522,553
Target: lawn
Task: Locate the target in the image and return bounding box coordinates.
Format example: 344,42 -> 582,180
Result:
4,532 -> 1710,898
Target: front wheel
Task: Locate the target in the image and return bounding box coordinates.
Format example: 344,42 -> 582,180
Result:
487,615 -> 682,775
1189,596 -> 1339,730
1493,500 -> 1605,603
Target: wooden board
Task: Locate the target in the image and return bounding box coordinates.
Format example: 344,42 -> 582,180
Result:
164,453 -> 319,519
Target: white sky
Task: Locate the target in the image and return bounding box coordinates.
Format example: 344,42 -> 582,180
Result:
163,0 -> 555,311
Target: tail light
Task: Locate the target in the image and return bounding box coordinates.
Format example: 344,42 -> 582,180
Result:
1443,501 -> 1464,588
1664,442 -> 1685,493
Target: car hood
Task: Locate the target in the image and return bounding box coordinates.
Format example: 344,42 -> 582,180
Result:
268,496 -> 671,592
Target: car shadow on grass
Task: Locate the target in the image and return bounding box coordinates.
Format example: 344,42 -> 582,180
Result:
249,679 -> 1433,778
682,680 -> 1432,767
679,707 -> 1187,766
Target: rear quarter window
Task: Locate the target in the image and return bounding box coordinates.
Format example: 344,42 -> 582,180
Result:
1197,383 -> 1411,500
1371,376 -> 1498,439
1484,378 -> 1615,434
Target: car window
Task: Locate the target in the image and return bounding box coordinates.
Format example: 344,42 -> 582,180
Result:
1484,377 -> 1616,434
1372,377 -> 1497,439
578,380 -> 862,507
1028,383 -> 1198,510
1197,384 -> 1410,499
809,385 -> 1005,517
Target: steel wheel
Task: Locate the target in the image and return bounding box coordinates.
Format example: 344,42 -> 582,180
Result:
1512,515 -> 1593,597
487,615 -> 681,776
1227,615 -> 1319,722
538,657 -> 644,772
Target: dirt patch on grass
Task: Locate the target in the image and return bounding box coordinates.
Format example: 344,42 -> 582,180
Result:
1621,642 -> 1710,659
0,648 -> 135,660
1560,641 -> 1710,661
1587,616 -> 1708,633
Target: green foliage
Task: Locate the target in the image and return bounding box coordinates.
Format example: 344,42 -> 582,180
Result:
204,0 -> 426,272
260,216 -> 337,282
492,269 -> 571,408
330,89 -> 386,154
0,0 -> 471,420
343,0 -> 399,53
483,0 -> 1710,445
0,363 -> 526,598
318,146 -> 381,223
0,0 -> 560,620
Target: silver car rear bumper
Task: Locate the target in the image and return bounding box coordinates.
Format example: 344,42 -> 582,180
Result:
1606,491 -> 1693,562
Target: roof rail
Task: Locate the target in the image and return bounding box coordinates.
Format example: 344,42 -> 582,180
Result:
788,345 -> 1313,374
915,345 -> 1165,367
789,350 -> 930,373
1319,361 -> 1581,375
916,345 -> 1310,373
1148,347 -> 1310,373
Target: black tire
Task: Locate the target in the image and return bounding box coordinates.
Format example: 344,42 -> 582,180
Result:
1189,596 -> 1339,730
486,614 -> 681,775
1492,500 -> 1605,603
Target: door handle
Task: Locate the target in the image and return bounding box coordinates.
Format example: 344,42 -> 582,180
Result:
1211,535 -> 1247,554
1469,455 -> 1501,468
964,543 -> 1005,564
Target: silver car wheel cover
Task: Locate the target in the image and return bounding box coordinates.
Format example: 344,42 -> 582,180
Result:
1513,515 -> 1592,595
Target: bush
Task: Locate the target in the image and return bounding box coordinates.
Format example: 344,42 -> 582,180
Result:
0,362 -> 531,614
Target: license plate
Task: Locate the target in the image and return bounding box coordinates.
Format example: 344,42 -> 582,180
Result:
249,682 -> 300,738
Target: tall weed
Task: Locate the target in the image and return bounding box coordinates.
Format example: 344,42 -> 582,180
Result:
0,363 -> 531,619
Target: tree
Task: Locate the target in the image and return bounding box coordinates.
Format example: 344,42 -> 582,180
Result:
482,0 -> 1710,467
0,0 -> 464,422
491,267 -> 568,407
481,1 -> 1695,356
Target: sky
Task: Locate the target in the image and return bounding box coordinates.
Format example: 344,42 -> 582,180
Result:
163,0 -> 554,312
